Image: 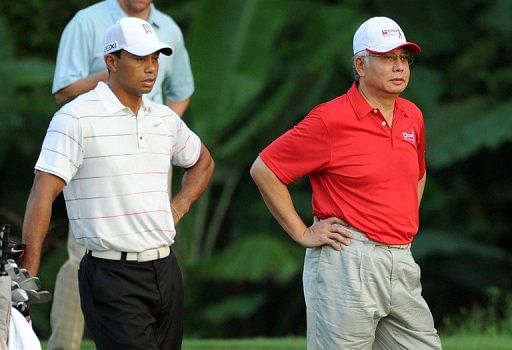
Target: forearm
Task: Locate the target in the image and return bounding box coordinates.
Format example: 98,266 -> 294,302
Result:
22,172 -> 65,276
166,98 -> 190,117
54,70 -> 109,105
251,157 -> 352,250
171,144 -> 214,222
250,157 -> 308,244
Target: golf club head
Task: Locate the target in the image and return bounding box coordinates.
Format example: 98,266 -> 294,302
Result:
11,287 -> 28,303
13,301 -> 30,317
5,259 -> 17,269
25,289 -> 52,304
11,280 -> 19,289
5,260 -> 19,279
16,268 -> 31,280
18,277 -> 41,291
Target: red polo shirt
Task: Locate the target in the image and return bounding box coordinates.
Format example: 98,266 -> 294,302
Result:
260,83 -> 426,244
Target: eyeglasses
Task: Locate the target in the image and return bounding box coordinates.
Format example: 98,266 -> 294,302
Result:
364,53 -> 414,66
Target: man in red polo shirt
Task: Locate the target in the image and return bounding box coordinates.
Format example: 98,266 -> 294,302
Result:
251,16 -> 442,349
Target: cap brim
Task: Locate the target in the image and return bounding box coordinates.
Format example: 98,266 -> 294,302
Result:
368,42 -> 421,55
124,42 -> 173,56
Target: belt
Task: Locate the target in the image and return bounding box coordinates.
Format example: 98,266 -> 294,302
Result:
336,222 -> 412,249
377,243 -> 411,249
87,246 -> 170,262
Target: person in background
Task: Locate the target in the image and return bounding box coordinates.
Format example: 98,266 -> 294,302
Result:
23,17 -> 213,349
49,1 -> 194,349
251,16 -> 442,349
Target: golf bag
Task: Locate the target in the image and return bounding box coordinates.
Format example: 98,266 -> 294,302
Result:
1,224 -> 52,350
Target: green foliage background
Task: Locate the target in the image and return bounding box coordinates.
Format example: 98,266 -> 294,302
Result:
0,0 -> 511,340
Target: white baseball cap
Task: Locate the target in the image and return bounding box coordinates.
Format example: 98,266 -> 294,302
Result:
104,17 -> 173,56
353,17 -> 421,55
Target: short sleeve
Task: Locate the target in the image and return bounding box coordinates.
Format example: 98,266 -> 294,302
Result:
52,13 -> 94,94
171,118 -> 201,168
162,29 -> 195,102
34,111 -> 84,183
260,108 -> 331,184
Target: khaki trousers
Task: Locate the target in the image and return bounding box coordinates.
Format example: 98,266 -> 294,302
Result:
303,229 -> 442,350
47,230 -> 85,350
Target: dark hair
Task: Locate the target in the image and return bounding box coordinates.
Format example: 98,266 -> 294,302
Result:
110,50 -> 123,58
105,50 -> 123,74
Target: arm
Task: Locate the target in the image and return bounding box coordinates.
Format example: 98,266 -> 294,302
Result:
22,172 -> 66,276
54,70 -> 109,106
170,144 -> 215,223
165,98 -> 190,118
162,26 -> 194,118
250,156 -> 351,250
418,172 -> 427,206
52,12 -> 106,106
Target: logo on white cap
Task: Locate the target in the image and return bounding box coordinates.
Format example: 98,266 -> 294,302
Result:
353,17 -> 421,55
381,28 -> 402,39
104,17 -> 173,56
142,23 -> 152,34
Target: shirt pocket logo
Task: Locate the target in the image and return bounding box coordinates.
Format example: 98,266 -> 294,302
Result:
402,130 -> 416,146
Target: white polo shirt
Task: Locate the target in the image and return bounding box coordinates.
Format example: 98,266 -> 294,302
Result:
35,82 -> 201,252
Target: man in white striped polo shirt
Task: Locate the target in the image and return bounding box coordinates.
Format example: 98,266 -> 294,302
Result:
50,2 -> 195,348
21,17 -> 214,349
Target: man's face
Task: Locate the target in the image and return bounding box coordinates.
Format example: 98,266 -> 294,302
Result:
111,50 -> 160,98
360,48 -> 411,96
119,0 -> 152,14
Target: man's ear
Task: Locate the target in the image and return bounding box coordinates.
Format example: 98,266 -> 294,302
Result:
104,54 -> 118,73
354,56 -> 366,78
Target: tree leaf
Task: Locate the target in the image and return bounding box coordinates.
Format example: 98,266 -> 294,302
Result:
413,229 -> 508,261
202,293 -> 265,324
0,59 -> 54,86
187,0 -> 288,139
426,99 -> 512,168
199,234 -> 303,284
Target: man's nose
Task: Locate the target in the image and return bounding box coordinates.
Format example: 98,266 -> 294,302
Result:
145,59 -> 158,72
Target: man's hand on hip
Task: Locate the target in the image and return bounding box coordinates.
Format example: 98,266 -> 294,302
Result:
301,217 -> 353,251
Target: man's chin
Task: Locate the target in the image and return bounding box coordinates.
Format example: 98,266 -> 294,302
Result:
139,86 -> 154,95
388,84 -> 408,95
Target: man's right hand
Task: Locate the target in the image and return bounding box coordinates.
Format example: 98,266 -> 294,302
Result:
301,217 -> 354,251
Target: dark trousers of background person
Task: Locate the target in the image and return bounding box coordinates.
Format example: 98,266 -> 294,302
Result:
78,250 -> 184,350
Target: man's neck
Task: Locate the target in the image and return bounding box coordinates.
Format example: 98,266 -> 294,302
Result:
358,84 -> 396,110
117,0 -> 151,20
358,83 -> 396,123
108,82 -> 142,115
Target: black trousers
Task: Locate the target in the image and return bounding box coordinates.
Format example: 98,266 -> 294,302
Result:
78,249 -> 184,350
